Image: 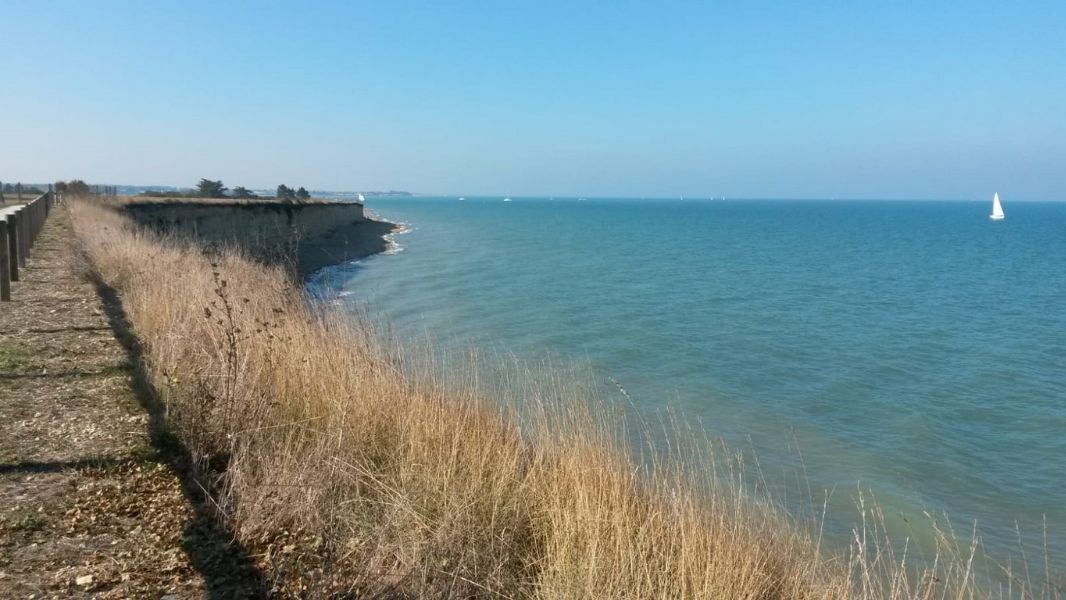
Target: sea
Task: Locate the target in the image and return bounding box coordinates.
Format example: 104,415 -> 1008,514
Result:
312,197 -> 1066,565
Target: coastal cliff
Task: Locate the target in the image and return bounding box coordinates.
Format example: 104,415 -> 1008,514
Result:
121,199 -> 395,276
48,198 -> 1005,598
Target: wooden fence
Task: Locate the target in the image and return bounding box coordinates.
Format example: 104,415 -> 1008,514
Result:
1,187 -> 61,301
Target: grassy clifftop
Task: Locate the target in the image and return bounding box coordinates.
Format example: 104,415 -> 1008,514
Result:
67,199 -> 1019,598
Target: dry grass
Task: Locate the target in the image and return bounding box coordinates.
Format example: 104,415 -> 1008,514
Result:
67,198 -> 1057,599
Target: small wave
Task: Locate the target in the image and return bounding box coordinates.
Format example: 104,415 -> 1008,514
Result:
305,259 -> 366,298
383,222 -> 414,255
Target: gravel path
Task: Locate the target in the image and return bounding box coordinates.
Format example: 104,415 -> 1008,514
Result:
0,208 -> 267,598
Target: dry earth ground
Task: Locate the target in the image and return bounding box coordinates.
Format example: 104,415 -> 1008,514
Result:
0,209 -> 268,598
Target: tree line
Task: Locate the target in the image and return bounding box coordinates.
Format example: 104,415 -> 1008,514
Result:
44,178 -> 318,201
195,179 -> 311,201
2,182 -> 46,194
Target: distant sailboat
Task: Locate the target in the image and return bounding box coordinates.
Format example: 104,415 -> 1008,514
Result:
503,196 -> 512,202
357,193 -> 366,203
990,192 -> 1005,220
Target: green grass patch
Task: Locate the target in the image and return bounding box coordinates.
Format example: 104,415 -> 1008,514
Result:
12,513 -> 46,533
0,341 -> 39,371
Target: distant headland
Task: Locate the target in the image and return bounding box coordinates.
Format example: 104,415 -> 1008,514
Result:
36,180 -> 415,201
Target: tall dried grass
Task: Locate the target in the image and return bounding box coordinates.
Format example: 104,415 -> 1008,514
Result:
68,199 -> 1054,598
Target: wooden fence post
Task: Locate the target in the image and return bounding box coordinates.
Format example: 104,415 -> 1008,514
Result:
6,214 -> 19,280
29,199 -> 38,245
33,197 -> 41,242
16,182 -> 22,203
0,225 -> 9,301
33,197 -> 42,242
17,208 -> 28,268
0,181 -> 5,204
26,201 -> 34,248
27,201 -> 35,247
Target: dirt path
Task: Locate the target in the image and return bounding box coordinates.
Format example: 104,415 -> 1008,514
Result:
0,209 -> 268,598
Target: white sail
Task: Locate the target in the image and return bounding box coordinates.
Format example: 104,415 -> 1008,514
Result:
990,192 -> 1005,220
357,193 -> 366,203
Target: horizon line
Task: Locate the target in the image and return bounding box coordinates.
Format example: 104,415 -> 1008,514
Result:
8,180 -> 1062,202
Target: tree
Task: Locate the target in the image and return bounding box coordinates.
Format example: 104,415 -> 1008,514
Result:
197,178 -> 227,198
65,180 -> 90,196
296,187 -> 311,200
276,184 -> 293,200
232,186 -> 256,199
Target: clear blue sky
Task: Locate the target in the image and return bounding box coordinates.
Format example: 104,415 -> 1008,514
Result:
3,1 -> 1064,199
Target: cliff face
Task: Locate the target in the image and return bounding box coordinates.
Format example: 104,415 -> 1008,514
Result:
122,201 -> 392,276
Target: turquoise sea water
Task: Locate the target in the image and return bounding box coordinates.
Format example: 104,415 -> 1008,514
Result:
316,197 -> 1066,562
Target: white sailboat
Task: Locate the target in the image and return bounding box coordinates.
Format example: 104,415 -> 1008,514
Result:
357,193 -> 366,203
990,192 -> 1005,220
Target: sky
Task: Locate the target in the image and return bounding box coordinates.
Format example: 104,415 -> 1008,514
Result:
2,1 -> 1065,199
